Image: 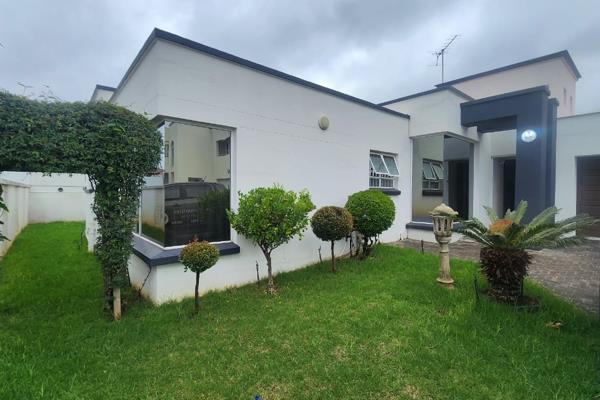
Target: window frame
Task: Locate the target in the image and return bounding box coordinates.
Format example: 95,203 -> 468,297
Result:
369,151 -> 399,190
136,117 -> 236,250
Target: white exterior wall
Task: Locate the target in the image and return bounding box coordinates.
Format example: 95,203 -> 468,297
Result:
555,112 -> 600,220
384,90 -> 478,140
114,39 -> 411,304
450,58 -> 577,117
0,179 -> 30,256
91,88 -> 115,102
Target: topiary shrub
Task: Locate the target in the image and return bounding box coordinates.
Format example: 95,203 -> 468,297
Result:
311,206 -> 353,272
345,189 -> 395,257
228,185 -> 315,293
179,240 -> 219,313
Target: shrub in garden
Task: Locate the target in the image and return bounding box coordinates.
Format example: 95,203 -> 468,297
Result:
311,206 -> 353,272
228,185 -> 315,293
456,201 -> 598,303
345,189 -> 395,257
179,240 -> 219,313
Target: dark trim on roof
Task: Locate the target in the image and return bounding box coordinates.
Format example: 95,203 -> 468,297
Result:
378,86 -> 473,106
112,28 -> 409,120
436,50 -> 581,88
95,84 -> 116,92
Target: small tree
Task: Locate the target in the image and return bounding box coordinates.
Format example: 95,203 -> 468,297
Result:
228,186 -> 315,293
311,206 -> 353,272
179,240 -> 219,313
345,190 -> 395,257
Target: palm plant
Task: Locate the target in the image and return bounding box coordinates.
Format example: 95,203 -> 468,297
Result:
455,201 -> 597,303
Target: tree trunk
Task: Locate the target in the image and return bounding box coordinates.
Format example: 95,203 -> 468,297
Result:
113,287 -> 121,320
330,241 -> 336,273
264,251 -> 276,294
194,271 -> 200,313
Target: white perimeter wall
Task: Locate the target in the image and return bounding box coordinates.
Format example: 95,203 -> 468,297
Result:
0,179 -> 30,256
113,39 -> 411,303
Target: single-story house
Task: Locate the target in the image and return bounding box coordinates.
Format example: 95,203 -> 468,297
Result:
88,28 -> 599,304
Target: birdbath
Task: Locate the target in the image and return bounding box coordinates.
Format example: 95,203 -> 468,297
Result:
429,203 -> 459,286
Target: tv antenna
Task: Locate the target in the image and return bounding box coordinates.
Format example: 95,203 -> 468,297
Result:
432,35 -> 459,83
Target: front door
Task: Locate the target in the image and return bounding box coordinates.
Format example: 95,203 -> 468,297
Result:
577,156 -> 600,237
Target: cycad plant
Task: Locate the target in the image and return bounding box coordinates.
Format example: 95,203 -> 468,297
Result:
456,201 -> 597,303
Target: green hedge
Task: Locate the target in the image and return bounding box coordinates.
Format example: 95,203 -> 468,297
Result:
0,92 -> 161,304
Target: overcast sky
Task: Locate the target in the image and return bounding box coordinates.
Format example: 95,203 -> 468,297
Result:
1,0 -> 598,113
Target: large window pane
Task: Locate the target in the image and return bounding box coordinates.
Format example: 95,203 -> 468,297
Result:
383,155 -> 399,176
370,154 -> 389,174
140,120 -> 231,246
411,134 -> 472,222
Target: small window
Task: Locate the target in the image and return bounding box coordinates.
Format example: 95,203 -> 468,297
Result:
369,152 -> 399,189
217,137 -> 230,156
422,159 -> 443,195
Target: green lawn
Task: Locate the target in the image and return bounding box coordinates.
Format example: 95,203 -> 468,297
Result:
0,222 -> 599,399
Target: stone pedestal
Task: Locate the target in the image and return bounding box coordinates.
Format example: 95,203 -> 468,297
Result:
435,235 -> 454,285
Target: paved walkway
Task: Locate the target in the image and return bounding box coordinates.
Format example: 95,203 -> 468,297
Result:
394,238 -> 600,315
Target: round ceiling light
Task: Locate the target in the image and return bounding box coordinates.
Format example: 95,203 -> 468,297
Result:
520,129 -> 537,143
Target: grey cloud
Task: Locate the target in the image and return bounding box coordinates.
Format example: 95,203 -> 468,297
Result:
0,0 -> 598,113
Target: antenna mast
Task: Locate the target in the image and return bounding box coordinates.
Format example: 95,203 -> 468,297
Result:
432,35 -> 459,83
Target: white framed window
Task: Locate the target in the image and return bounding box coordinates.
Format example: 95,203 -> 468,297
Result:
369,152 -> 399,189
422,159 -> 444,194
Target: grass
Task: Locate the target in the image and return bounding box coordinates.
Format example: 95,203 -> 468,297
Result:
0,222 -> 599,399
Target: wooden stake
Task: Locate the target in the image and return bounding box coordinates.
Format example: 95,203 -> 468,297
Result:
113,287 -> 121,320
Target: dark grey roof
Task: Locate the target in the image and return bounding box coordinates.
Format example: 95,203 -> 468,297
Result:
111,28 -> 409,120
378,86 -> 473,106
436,50 -> 581,88
94,84 -> 116,92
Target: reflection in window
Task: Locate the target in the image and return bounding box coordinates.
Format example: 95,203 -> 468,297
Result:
411,134 -> 471,221
422,159 -> 443,193
139,120 -> 232,247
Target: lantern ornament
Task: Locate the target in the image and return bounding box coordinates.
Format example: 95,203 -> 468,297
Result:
429,203 -> 459,285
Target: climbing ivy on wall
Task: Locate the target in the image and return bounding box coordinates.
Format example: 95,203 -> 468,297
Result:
0,92 -> 161,312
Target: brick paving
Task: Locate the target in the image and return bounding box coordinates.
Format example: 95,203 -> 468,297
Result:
394,238 -> 600,315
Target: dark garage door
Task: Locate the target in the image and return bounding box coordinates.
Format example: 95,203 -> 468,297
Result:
577,156 -> 600,237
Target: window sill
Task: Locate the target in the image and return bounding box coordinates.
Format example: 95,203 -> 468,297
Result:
132,235 -> 240,267
422,190 -> 443,197
371,188 -> 401,196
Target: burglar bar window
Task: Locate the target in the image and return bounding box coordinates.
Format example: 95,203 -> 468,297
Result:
422,159 -> 443,194
369,152 -> 399,189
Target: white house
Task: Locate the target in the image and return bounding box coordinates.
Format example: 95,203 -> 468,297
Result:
85,28 -> 598,304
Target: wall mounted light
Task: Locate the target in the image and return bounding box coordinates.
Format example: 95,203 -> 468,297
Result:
520,129 -> 537,143
318,116 -> 329,131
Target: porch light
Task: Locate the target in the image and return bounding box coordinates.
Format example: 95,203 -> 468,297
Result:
520,129 -> 537,143
429,203 -> 459,286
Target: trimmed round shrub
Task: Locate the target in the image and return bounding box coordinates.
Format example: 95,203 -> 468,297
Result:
180,240 -> 219,312
311,206 -> 353,242
345,190 -> 395,256
311,206 -> 353,272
